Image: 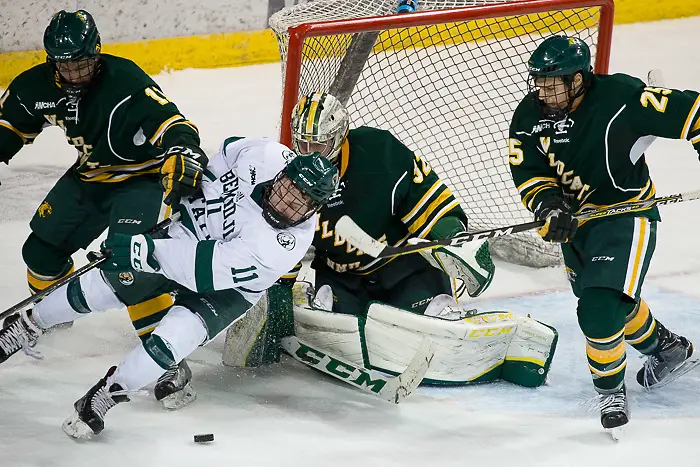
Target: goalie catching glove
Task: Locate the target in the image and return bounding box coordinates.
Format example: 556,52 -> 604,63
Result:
100,233 -> 161,273
409,236 -> 495,298
534,195 -> 578,243
160,145 -> 209,205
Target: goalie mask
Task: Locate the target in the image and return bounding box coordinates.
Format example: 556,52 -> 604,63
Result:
262,153 -> 339,229
527,35 -> 592,120
44,10 -> 102,99
291,92 -> 349,164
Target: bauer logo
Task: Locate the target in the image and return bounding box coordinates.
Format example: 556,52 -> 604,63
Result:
277,232 -> 296,250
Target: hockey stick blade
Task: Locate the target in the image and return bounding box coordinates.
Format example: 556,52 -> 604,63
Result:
0,212 -> 180,321
337,189 -> 700,259
281,336 -> 435,403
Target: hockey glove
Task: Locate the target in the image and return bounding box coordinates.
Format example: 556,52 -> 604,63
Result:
410,237 -> 495,298
160,145 -> 209,206
534,196 -> 578,243
100,233 -> 161,273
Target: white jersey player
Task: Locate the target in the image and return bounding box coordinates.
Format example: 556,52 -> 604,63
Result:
0,137 -> 339,440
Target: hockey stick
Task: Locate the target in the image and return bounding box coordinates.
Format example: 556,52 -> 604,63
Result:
336,189 -> 700,259
281,335 -> 434,403
0,212 -> 181,321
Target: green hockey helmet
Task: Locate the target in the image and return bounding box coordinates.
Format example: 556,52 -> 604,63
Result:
44,10 -> 102,96
527,35 -> 592,118
263,153 -> 339,229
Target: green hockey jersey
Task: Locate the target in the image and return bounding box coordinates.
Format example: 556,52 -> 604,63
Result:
509,73 -> 700,223
312,126 -> 467,275
0,54 -> 199,182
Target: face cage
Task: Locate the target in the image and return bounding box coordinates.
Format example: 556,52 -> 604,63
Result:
262,174 -> 322,230
49,57 -> 100,94
527,74 -> 576,120
292,134 -> 336,160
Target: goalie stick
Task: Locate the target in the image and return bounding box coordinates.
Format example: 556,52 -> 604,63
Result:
281,335 -> 435,403
0,212 -> 181,322
336,189 -> 700,259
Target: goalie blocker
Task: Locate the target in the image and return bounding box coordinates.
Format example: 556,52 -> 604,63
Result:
224,283 -> 558,387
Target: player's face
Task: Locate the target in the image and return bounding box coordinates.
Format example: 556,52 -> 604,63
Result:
269,175 -> 315,225
535,76 -> 570,109
55,58 -> 98,85
293,136 -> 334,159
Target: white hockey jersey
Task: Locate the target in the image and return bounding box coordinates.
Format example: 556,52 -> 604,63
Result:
151,137 -> 314,304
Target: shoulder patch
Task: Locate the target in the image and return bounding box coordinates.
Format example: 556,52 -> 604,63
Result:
277,232 -> 296,250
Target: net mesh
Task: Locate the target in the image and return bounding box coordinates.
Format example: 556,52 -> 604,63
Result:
270,0 -> 605,267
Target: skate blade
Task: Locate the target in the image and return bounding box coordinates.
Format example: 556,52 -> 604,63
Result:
62,411 -> 95,440
160,382 -> 197,411
646,357 -> 700,391
608,427 -> 624,441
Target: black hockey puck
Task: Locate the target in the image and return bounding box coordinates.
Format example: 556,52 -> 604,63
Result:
194,433 -> 214,443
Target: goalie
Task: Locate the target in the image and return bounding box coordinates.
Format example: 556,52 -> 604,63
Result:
226,92 -> 557,388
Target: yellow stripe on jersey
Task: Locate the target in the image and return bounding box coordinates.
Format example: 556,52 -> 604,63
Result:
681,94 -> 700,139
522,182 -> 559,211
0,120 -> 38,143
401,179 -> 442,223
416,199 -> 460,239
149,115 -> 185,145
339,139 -> 350,179
407,187 -> 454,234
516,176 -> 559,194
81,168 -> 161,183
80,158 -> 163,178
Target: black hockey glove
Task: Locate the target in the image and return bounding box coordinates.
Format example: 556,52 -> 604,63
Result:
534,196 -> 578,243
160,145 -> 209,206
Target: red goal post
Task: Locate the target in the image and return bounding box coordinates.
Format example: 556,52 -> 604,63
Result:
272,0 -> 614,267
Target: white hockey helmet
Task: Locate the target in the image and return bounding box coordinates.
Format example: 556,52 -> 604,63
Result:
291,91 -> 349,164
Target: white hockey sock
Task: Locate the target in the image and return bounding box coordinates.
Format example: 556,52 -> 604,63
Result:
32,269 -> 124,329
111,344 -> 167,391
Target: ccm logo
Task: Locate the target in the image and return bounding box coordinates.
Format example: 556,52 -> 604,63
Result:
592,256 -> 614,262
118,218 -> 142,224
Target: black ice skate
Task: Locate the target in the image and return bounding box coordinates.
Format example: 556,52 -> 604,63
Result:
62,366 -> 129,439
599,385 -> 629,441
154,359 -> 196,410
637,323 -> 695,389
0,310 -> 42,362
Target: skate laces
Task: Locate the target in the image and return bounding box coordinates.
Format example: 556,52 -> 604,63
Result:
90,385 -> 121,420
0,312 -> 43,360
599,391 -> 626,415
640,354 -> 661,389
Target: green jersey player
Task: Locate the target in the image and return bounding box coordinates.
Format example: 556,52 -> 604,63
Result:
0,10 -> 207,403
509,35 -> 697,434
289,91 -> 495,317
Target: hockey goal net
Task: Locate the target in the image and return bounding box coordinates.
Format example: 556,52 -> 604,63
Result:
270,0 -> 613,267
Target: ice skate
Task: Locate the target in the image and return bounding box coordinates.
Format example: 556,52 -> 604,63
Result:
599,385 -> 629,441
154,359 -> 196,410
62,366 -> 129,439
0,310 -> 42,362
637,323 -> 696,389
